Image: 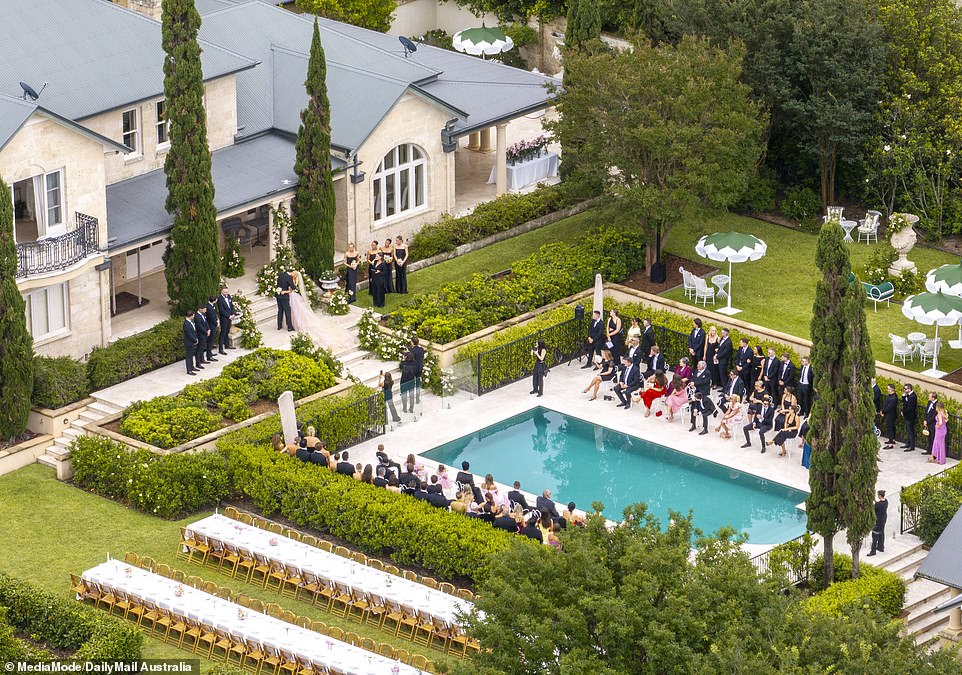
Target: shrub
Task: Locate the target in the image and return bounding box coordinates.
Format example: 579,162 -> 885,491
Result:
290,332 -> 344,378
120,398 -> 222,449
408,185 -> 567,260
805,567 -> 906,619
87,318 -> 183,390
222,348 -> 335,400
221,235 -> 245,278
781,185 -> 821,225
810,553 -> 881,592
0,571 -> 142,661
70,435 -> 231,519
0,606 -> 51,661
31,355 -> 89,409
912,480 -> 962,547
735,167 -> 778,213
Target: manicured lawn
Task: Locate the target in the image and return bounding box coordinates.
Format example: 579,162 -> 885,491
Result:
354,210 -> 595,313
0,464 -> 450,671
659,213 -> 962,374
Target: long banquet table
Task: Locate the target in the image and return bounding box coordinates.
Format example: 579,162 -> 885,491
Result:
486,152 -> 559,192
83,559 -> 420,675
186,515 -> 473,626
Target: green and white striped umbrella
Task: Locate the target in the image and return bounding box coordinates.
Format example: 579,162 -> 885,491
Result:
452,26 -> 514,57
694,231 -> 767,315
925,261 -> 962,296
901,290 -> 962,325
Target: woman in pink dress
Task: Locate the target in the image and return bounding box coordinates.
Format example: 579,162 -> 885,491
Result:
664,375 -> 689,422
930,401 -> 948,465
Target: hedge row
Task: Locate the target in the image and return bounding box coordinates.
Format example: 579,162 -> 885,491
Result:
0,572 -> 142,661
901,465 -> 962,546
0,606 -> 49,661
805,566 -> 906,619
408,185 -> 567,260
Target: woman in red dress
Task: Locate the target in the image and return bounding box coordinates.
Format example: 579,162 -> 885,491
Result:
640,370 -> 668,417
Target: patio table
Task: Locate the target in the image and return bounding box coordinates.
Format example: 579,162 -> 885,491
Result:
711,274 -> 730,301
487,152 -> 559,192
841,219 -> 858,243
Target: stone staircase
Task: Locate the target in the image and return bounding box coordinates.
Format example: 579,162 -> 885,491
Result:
880,543 -> 953,648
37,398 -> 125,479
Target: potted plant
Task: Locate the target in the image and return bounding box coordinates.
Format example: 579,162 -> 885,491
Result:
319,269 -> 339,292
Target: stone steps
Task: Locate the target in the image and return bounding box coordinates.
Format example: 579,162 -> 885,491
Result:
37,398 -> 122,479
881,544 -> 954,648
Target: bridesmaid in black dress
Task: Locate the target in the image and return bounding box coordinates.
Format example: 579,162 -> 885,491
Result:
371,253 -> 387,308
751,346 -> 765,385
366,241 -> 379,296
393,235 -> 408,294
344,243 -> 359,303
381,240 -> 395,294
606,309 -> 624,361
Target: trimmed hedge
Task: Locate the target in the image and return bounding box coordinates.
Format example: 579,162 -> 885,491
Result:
901,465 -> 962,546
32,356 -> 90,410
810,553 -> 881,592
408,185 -> 567,260
0,572 -> 142,661
805,566 -> 906,619
87,317 -> 183,391
0,606 -> 50,661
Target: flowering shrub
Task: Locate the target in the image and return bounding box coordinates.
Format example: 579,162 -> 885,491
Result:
506,135 -> 550,165
255,209 -> 325,309
289,332 -> 344,377
221,235 -> 245,278
231,294 -> 262,349
327,289 -> 350,315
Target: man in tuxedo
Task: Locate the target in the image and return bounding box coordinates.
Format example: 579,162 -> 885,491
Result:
923,392 -> 938,455
689,392 -> 716,435
193,305 -> 211,370
508,481 -> 530,510
742,395 -> 775,452
276,268 -> 294,331
776,353 -> 796,402
197,305 -> 217,363
183,310 -> 199,376
761,348 -> 779,398
735,338 -> 753,391
872,378 -> 883,416
455,460 -> 483,503
336,451 -> 355,476
687,318 -> 705,360
409,337 -> 425,403
902,384 -> 918,452
613,357 -> 641,409
373,466 -> 389,487
692,360 -> 711,400
625,337 -> 643,365
536,490 -> 561,520
426,484 -> 450,509
216,286 -> 236,354
881,384 -> 898,449
583,310 -> 605,368
720,369 -> 746,412
644,345 -> 666,378
715,328 -> 732,386
797,356 -> 813,415
204,296 -> 219,361
640,318 -> 655,361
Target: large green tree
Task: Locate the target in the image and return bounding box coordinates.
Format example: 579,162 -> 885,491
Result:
0,176 -> 33,441
807,221 -> 878,584
547,36 -> 765,271
292,19 -> 336,279
296,0 -> 394,32
565,0 -> 601,49
162,0 -> 221,316
457,505 -> 954,674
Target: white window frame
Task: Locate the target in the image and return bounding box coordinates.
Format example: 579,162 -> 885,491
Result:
155,99 -> 170,149
23,282 -> 70,341
43,168 -> 65,235
122,107 -> 141,154
372,143 -> 427,225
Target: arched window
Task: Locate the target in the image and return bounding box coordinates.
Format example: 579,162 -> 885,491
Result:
372,143 -> 426,222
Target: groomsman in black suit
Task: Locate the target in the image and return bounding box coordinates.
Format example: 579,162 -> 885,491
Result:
715,328 -> 732,387
640,318 -> 655,361
183,310 -> 199,376
797,357 -> 813,415
923,392 -> 938,455
276,268 -> 294,331
742,395 -> 775,452
902,384 -> 918,452
761,348 -> 779,397
625,337 -> 643,365
689,392 -> 716,434
200,303 -> 217,363
583,310 -> 605,368
735,338 -> 753,391
687,318 -> 705,360
193,305 -> 211,370
644,345 -> 665,378
720,369 -> 746,412
692,360 -> 712,400
216,286 -> 236,354
776,353 -> 796,401
613,357 -> 641,409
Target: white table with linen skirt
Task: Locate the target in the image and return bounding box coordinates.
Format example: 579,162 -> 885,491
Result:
487,152 -> 559,192
82,559 -> 420,675
186,515 -> 473,627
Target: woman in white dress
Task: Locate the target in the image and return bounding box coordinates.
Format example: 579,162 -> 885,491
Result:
287,271 -> 330,347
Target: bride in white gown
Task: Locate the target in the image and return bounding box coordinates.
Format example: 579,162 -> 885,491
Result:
288,270 -> 331,347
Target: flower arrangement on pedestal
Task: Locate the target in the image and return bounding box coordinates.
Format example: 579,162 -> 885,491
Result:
506,135 -> 549,166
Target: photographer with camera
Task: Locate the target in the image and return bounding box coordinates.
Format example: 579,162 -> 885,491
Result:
530,339 -> 548,397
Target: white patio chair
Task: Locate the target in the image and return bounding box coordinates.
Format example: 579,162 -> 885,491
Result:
857,212 -> 880,244
920,338 -> 941,367
693,276 -> 715,306
826,205 -> 844,221
888,333 -> 914,365
680,266 -> 696,299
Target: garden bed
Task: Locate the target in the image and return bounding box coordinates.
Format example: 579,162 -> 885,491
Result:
618,253 -> 715,295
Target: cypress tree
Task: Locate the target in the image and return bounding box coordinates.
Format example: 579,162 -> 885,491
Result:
806,221 -> 878,584
566,0 -> 601,49
292,19 -> 336,279
0,175 -> 34,441
162,0 -> 221,316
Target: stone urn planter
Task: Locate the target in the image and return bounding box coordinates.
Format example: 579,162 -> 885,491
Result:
888,213 -> 920,277
319,272 -> 339,294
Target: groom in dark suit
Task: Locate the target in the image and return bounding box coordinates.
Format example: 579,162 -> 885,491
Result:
216,286 -> 236,354
204,296 -> 219,360
276,269 -> 294,331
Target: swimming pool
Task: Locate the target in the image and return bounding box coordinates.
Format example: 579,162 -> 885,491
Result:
422,406 -> 807,545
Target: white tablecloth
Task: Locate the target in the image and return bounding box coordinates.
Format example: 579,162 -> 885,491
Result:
83,559 -> 418,675
187,515 -> 472,625
487,152 -> 559,192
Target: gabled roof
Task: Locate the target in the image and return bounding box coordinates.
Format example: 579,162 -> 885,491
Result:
916,504 -> 962,590
0,94 -> 130,154
0,0 -> 257,121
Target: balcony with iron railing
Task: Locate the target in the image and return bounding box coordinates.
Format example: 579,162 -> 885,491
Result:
15,213 -> 101,278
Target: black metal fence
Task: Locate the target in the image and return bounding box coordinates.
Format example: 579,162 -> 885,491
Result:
899,464 -> 955,535
748,532 -> 812,587
300,392 -> 386,451
476,315 -> 586,395
16,212 -> 100,278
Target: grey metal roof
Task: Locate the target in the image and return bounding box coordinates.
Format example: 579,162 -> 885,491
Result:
0,94 -> 131,154
105,133 -> 345,252
0,0 -> 257,121
915,504 -> 962,589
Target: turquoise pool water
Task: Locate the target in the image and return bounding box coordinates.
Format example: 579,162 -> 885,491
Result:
423,407 -> 807,545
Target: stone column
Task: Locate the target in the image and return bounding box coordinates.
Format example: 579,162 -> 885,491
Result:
949,589 -> 962,632
495,123 -> 508,196
267,203 -> 277,260
467,132 -> 481,151
479,127 -> 493,153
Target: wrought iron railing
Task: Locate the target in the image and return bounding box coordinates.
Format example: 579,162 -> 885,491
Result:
300,391 -> 386,451
748,531 -> 813,587
16,212 -> 100,278
899,464 -> 955,535
476,314 -> 586,395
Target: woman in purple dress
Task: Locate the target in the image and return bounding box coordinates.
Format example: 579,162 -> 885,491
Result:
930,401 -> 948,465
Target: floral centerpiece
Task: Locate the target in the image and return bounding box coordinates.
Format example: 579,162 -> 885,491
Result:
174,585 -> 184,597
319,269 -> 339,293
506,135 -> 549,166
327,290 -> 350,316
269,537 -> 280,546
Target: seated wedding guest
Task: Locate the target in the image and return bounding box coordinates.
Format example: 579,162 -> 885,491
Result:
742,395 -> 775,452
411,480 -> 430,502
719,370 -> 746,412
353,463 -> 363,480
770,406 -> 801,457
508,481 -> 530,510
688,391 -> 715,435
426,484 -> 451,509
537,489 -> 561,519
748,380 -> 767,409
492,510 -> 519,532
640,370 -> 668,418
373,466 -> 389,487
295,438 -> 312,463
450,490 -> 469,514
673,357 -> 693,384
582,349 -> 617,401
774,386 -> 798,432
482,473 -> 496,492
330,451 -> 340,470
360,464 -> 374,484
303,425 -> 320,448
336,451 -> 356,476
664,375 -> 690,422
376,446 -> 401,474
563,502 -> 586,527
625,336 -> 643,365
715,395 -> 744,439
436,464 -> 454,490
455,460 -> 474,486
309,446 -> 329,467
538,511 -> 554,544
399,463 -> 422,490
386,475 -> 402,493
520,515 -> 544,543
613,357 -> 641,409
480,492 -> 501,518
510,503 -> 526,527
547,522 -> 563,550
272,433 -> 290,456
644,345 -> 666,378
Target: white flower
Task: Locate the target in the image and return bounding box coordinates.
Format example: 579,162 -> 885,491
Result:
883,144 -> 891,152
906,93 -> 912,99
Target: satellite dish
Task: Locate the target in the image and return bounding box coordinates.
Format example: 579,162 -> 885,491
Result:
399,36 -> 417,58
19,81 -> 47,101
